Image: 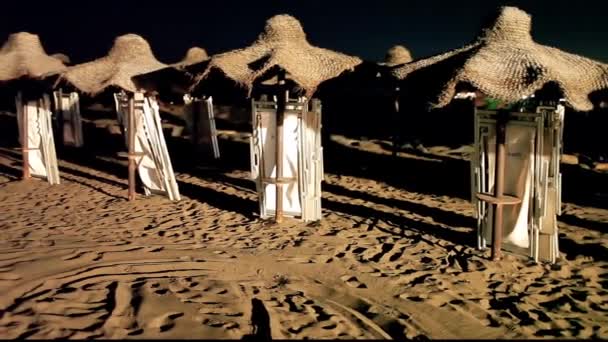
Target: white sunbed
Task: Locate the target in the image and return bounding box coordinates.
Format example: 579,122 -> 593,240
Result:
184,96 -> 220,160
250,97 -> 323,222
53,90 -> 84,148
472,105 -> 564,263
16,92 -> 60,185
113,92 -> 181,202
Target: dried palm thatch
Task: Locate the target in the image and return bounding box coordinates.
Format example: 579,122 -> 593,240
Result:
191,14 -> 362,97
51,53 -> 71,65
55,34 -> 166,95
380,45 -> 413,66
174,47 -> 209,67
132,47 -> 209,98
391,6 -> 608,111
0,32 -> 66,82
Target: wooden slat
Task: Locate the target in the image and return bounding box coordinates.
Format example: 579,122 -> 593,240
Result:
475,193 -> 522,205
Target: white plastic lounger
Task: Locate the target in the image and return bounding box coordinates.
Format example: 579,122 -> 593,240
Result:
472,105 -> 563,263
114,92 -> 181,201
53,90 -> 84,148
16,92 -> 60,185
184,96 -> 220,160
250,97 -> 323,222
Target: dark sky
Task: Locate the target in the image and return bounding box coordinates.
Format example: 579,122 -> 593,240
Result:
2,0 -> 607,65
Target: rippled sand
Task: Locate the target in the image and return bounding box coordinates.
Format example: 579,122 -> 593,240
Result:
0,115 -> 606,339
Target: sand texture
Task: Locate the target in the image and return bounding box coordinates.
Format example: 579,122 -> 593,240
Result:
0,110 -> 607,340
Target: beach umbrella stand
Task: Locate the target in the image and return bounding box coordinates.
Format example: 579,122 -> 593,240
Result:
250,75 -> 324,223
0,32 -> 66,183
52,89 -> 84,148
20,94 -> 31,180
184,95 -> 220,161
472,103 -> 564,263
186,15 -> 358,223
127,97 -> 137,201
475,109 -> 522,261
391,85 -> 400,157
114,92 -> 181,202
390,6 -> 606,263
274,72 -> 288,223
15,91 -> 61,184
52,34 -> 181,202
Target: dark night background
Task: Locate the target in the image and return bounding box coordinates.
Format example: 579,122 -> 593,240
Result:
1,0 -> 607,64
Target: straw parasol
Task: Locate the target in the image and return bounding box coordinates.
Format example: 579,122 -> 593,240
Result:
132,47 -> 210,98
190,14 -> 362,97
51,53 -> 71,65
380,45 -> 413,67
0,32 -> 67,82
54,34 -> 167,95
174,47 -> 209,67
391,6 -> 608,111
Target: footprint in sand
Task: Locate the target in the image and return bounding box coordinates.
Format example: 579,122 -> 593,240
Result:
144,246 -> 164,253
380,246 -> 405,263
212,250 -> 236,259
340,275 -> 367,289
317,256 -> 334,264
0,273 -> 21,281
198,307 -> 244,317
358,265 -> 386,278
36,240 -> 55,247
147,312 -> 184,332
146,281 -> 160,290
61,250 -> 88,261
103,282 -> 140,331
168,282 -> 189,294
195,316 -> 239,329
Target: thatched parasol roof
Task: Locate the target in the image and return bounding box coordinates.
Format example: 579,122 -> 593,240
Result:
132,47 -> 209,98
391,6 -> 608,111
191,14 -> 362,97
55,34 -> 166,95
0,32 -> 67,82
380,45 -> 413,66
51,53 -> 71,65
174,47 -> 209,67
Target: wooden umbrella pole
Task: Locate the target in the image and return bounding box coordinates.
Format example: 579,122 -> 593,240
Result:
21,96 -> 30,180
128,97 -> 136,201
392,85 -> 400,157
275,72 -> 287,223
491,110 -> 508,261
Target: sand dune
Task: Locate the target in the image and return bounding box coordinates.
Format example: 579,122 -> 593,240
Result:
0,115 -> 607,339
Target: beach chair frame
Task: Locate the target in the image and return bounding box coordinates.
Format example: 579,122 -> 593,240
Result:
52,90 -> 84,148
16,92 -> 61,185
250,97 -> 323,222
185,96 -> 220,160
113,91 -> 181,201
472,105 -> 563,263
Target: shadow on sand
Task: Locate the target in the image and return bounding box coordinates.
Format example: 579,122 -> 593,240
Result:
0,111 -> 606,249
242,298 -> 272,341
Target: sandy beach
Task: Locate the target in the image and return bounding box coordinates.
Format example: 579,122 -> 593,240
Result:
0,111 -> 607,340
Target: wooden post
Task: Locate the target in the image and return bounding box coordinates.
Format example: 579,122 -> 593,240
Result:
475,109 -> 521,261
21,94 -> 30,180
128,97 -> 136,201
392,85 -> 400,157
490,111 -> 508,261
275,72 -> 287,223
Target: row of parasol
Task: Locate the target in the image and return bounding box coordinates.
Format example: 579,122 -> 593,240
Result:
1,6 -> 607,262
